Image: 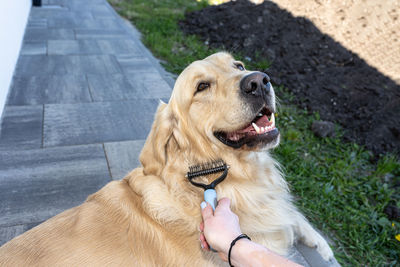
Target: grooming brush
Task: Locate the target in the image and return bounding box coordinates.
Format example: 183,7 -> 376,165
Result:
186,159 -> 229,211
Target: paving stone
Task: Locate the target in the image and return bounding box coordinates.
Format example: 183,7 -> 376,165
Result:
42,0 -> 66,5
20,42 -> 47,56
296,243 -> 341,267
0,106 -> 43,150
75,29 -> 128,39
91,5 -> 116,18
30,7 -> 93,20
87,74 -> 143,101
27,18 -> 47,29
287,246 -> 310,267
8,75 -> 91,105
23,29 -> 74,42
97,39 -> 141,55
48,16 -> 120,30
117,14 -> 143,39
104,140 -> 145,179
67,0 -> 104,8
116,55 -> 160,74
79,19 -> 121,30
46,14 -> 76,28
87,73 -> 171,101
48,40 -> 97,55
0,225 -> 25,246
41,0 -> 68,7
14,55 -> 122,76
127,72 -> 173,98
48,39 -> 140,55
0,222 -> 40,246
0,145 -> 110,226
43,100 -> 159,147
70,10 -> 96,19
30,6 -> 69,18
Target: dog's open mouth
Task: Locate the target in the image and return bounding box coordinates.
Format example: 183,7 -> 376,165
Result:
214,107 -> 279,148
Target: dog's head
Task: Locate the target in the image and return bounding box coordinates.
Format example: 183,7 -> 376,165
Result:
140,52 -> 279,174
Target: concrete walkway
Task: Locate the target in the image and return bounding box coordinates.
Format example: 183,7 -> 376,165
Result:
0,0 -> 338,266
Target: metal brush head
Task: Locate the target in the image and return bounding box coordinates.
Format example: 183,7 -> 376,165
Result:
186,159 -> 229,190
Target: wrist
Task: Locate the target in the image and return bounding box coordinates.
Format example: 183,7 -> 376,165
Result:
228,234 -> 252,267
229,238 -> 253,267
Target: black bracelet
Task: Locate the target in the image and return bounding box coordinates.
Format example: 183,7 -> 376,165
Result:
228,234 -> 251,267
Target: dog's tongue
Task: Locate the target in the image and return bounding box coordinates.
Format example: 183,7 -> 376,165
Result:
237,115 -> 270,133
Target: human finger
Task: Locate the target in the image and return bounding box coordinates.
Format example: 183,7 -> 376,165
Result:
199,221 -> 204,232
216,197 -> 231,211
199,233 -> 209,250
201,201 -> 214,221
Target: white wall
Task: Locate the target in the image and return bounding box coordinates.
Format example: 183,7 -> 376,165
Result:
0,0 -> 31,119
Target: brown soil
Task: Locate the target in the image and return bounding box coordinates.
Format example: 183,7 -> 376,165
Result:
179,0 -> 400,156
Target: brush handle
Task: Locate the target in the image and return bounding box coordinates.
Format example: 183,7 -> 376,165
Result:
204,189 -> 217,211
204,189 -> 218,252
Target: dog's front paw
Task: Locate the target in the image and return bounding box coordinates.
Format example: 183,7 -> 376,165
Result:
302,231 -> 334,261
316,240 -> 334,261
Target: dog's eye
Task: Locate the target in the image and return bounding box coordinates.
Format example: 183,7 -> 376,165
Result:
235,63 -> 245,71
196,82 -> 210,93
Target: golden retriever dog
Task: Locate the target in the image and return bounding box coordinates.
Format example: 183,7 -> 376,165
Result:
0,52 -> 334,266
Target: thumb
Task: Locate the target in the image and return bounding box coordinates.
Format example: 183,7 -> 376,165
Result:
201,201 -> 214,221
216,197 -> 231,212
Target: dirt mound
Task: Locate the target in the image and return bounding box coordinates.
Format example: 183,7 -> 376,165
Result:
179,0 -> 400,156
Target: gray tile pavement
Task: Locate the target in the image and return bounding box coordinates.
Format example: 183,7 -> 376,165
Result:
48,17 -> 121,30
0,223 -> 40,246
14,55 -> 122,76
23,28 -> 74,41
87,73 -> 172,101
296,244 -> 340,267
0,106 -> 43,150
75,29 -> 128,39
0,0 -> 338,265
104,140 -> 145,180
0,145 -> 110,227
116,55 -> 159,73
27,18 -> 48,29
288,247 -> 311,267
20,42 -> 47,55
8,75 -> 91,105
87,73 -> 145,101
47,39 -> 141,55
128,72 -> 173,97
43,100 -> 159,147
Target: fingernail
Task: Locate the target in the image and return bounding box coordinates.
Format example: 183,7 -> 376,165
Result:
200,243 -> 204,249
201,201 -> 207,210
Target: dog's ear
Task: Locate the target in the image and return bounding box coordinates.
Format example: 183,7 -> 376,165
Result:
140,101 -> 184,176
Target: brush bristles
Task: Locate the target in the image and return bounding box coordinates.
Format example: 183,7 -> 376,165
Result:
187,159 -> 227,179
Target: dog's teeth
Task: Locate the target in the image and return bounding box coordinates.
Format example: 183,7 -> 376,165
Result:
270,113 -> 275,127
252,123 -> 260,134
261,127 -> 265,133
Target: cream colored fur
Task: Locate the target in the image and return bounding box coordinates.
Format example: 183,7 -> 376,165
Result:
0,52 -> 333,266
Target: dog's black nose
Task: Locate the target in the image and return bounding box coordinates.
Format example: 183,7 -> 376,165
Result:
240,72 -> 271,96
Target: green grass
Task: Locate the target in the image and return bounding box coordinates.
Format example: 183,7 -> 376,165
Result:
109,0 -> 400,265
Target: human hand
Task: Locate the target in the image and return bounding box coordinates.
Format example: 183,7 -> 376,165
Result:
199,198 -> 242,259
